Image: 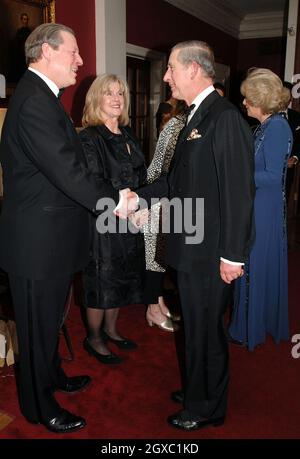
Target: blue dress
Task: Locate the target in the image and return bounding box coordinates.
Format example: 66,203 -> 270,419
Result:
229,113 -> 292,351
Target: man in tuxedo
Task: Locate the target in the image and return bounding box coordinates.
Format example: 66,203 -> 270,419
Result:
0,23 -> 120,433
281,82 -> 300,204
285,110 -> 300,202
121,41 -> 255,430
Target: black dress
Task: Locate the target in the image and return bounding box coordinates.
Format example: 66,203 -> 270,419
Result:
79,125 -> 146,309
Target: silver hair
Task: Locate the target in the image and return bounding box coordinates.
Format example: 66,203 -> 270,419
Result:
172,40 -> 216,80
25,22 -> 75,65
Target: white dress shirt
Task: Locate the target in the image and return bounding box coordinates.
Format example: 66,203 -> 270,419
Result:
187,85 -> 215,124
28,67 -> 59,97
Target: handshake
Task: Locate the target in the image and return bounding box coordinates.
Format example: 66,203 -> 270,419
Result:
114,188 -> 138,219
114,188 -> 149,228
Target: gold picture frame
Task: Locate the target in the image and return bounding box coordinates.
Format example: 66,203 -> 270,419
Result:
0,0 -> 56,104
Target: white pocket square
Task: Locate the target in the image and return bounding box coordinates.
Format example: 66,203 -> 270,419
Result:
187,128 -> 202,140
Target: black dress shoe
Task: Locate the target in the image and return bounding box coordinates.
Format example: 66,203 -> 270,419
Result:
101,329 -> 137,350
58,375 -> 91,393
43,409 -> 86,434
25,418 -> 40,425
167,410 -> 225,431
171,389 -> 184,404
83,337 -> 123,364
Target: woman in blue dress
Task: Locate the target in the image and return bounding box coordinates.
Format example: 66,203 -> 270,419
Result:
229,68 -> 292,351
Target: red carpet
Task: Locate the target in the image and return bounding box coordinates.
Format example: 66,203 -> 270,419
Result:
0,251 -> 299,441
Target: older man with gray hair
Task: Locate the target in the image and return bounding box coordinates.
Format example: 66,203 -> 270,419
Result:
0,23 -> 119,433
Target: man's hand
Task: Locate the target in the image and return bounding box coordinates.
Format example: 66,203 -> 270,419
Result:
114,188 -> 138,219
220,260 -> 244,284
129,209 -> 149,228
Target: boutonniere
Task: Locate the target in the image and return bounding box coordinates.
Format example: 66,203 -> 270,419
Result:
187,128 -> 202,140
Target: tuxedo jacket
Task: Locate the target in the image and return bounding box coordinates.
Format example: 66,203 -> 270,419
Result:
0,70 -> 118,279
287,107 -> 300,159
139,91 -> 255,273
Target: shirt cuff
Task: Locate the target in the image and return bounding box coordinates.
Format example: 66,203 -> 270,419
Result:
220,257 -> 244,266
114,191 -> 124,213
114,191 -> 139,213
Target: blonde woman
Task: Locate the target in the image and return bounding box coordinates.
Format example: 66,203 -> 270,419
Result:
80,74 -> 146,364
229,68 -> 292,350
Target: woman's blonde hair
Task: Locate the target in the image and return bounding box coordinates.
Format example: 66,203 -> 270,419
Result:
241,68 -> 290,114
82,74 -> 130,127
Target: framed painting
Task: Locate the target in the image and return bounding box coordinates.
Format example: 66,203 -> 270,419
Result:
0,0 -> 55,104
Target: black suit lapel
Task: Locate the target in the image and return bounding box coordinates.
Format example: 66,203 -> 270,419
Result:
169,91 -> 220,176
24,71 -> 76,132
169,103 -> 204,174
187,91 -> 220,132
23,70 -> 59,101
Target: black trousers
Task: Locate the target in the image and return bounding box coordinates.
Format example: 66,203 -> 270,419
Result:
177,263 -> 232,419
9,274 -> 72,423
286,167 -> 295,204
143,270 -> 164,304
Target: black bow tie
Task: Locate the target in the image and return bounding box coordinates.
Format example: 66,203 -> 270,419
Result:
185,104 -> 195,115
58,88 -> 65,99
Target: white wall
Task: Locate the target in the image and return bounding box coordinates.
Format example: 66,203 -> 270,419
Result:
95,0 -> 126,78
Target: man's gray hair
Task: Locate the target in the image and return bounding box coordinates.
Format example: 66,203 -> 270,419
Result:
172,40 -> 215,80
25,22 -> 75,65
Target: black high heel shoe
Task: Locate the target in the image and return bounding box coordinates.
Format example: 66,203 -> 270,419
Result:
83,338 -> 123,364
101,330 -> 137,350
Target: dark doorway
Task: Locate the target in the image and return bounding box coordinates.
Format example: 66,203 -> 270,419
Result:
127,56 -> 151,164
